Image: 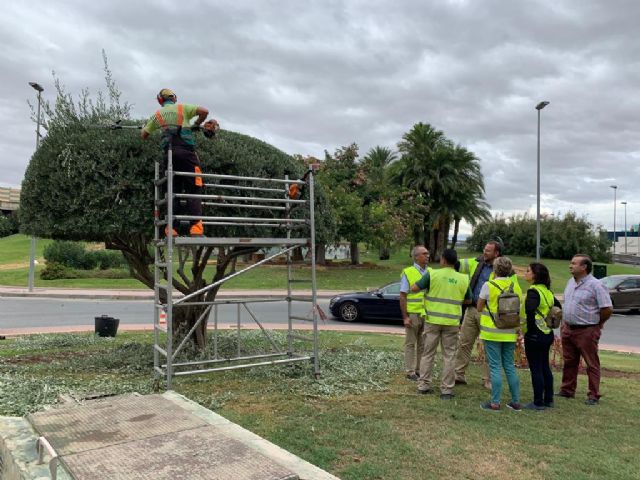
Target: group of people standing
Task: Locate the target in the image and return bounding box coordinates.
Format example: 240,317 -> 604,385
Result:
399,241 -> 612,411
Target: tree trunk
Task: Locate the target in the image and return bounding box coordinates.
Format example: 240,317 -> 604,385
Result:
316,244 -> 326,266
350,241 -> 360,265
379,243 -> 390,260
436,224 -> 447,260
413,224 -> 421,246
430,229 -> 439,261
292,246 -> 304,261
423,222 -> 430,248
451,216 -> 461,249
442,216 -> 451,253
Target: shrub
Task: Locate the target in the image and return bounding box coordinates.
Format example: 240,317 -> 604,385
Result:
72,268 -> 131,279
40,261 -> 76,280
0,213 -> 18,238
89,249 -> 127,270
43,241 -> 88,269
467,212 -> 611,261
42,240 -> 104,270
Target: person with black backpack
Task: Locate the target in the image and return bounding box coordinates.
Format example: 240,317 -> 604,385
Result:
478,256 -> 524,411
523,263 -> 562,411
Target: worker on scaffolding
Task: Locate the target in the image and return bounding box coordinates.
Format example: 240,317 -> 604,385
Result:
142,88 -> 217,236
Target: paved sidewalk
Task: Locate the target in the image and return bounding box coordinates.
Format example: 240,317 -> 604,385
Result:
0,285 -> 344,300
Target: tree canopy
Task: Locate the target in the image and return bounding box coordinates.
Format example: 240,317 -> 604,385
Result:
20,69 -> 333,348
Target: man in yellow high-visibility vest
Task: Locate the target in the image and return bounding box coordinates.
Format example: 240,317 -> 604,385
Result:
411,249 -> 471,398
454,240 -> 504,388
399,245 -> 430,380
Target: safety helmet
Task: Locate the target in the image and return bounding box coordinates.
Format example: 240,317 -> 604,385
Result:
157,88 -> 177,106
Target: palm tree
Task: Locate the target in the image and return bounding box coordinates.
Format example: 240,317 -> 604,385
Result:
391,123 -> 490,259
445,145 -> 491,248
391,123 -> 447,247
361,146 -> 397,202
361,146 -> 398,259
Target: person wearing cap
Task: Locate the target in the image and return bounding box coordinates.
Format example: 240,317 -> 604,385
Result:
142,88 -> 214,236
411,249 -> 471,399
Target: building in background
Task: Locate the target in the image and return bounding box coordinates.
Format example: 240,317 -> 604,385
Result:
0,187 -> 20,216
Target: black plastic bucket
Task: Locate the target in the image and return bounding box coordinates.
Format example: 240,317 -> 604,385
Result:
95,315 -> 120,337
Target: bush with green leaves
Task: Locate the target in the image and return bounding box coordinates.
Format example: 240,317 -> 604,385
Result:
0,214 -> 18,238
43,240 -> 96,269
89,249 -> 127,270
40,261 -> 76,280
467,212 -> 611,261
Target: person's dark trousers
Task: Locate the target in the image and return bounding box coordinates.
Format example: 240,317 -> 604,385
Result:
164,146 -> 203,234
524,332 -> 554,406
560,324 -> 602,400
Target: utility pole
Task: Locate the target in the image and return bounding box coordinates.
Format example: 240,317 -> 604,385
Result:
28,82 -> 44,292
535,101 -> 549,261
610,185 -> 617,256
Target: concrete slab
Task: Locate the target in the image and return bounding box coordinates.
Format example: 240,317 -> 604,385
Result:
28,394 -> 207,456
62,425 -> 298,480
2,392 -> 339,480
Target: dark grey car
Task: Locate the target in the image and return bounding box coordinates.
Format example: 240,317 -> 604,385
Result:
329,281 -> 403,323
601,275 -> 640,312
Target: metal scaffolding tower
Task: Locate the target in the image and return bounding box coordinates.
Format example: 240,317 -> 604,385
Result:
153,146 -> 320,389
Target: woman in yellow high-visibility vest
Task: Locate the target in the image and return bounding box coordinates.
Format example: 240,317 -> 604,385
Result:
523,262 -> 561,411
477,256 -> 522,411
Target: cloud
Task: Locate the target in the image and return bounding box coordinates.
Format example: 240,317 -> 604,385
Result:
2,0 -> 639,235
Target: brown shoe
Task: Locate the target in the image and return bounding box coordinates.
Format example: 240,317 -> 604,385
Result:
454,378 -> 467,385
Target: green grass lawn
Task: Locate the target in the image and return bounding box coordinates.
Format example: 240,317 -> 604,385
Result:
2,234 -> 639,292
0,234 -> 53,265
1,331 -> 638,479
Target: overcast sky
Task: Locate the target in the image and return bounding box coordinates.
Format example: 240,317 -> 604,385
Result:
2,0 -> 639,234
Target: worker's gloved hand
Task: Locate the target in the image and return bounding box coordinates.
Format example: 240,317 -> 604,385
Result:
203,119 -> 220,138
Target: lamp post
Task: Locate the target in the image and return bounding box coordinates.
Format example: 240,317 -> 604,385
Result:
28,82 -> 44,292
610,185 -> 617,255
535,100 -> 550,261
621,201 -> 628,254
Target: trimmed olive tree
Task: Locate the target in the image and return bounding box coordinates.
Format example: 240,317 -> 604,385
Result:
20,76 -> 333,349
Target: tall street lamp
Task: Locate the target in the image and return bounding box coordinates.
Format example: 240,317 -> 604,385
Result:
610,185 -> 617,255
535,100 -> 550,261
28,82 -> 44,292
621,201 -> 628,254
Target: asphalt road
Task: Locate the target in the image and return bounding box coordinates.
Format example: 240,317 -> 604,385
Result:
1,297 -> 639,350
0,297 -> 351,329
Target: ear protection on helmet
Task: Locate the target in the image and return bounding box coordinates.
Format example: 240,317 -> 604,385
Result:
157,88 -> 176,106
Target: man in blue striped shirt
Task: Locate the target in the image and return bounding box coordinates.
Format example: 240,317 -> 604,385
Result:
559,254 -> 612,405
